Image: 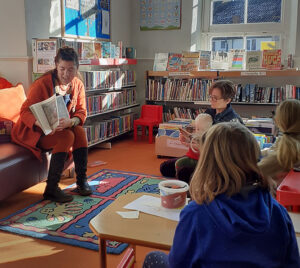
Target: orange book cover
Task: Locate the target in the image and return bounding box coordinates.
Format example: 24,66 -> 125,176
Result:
262,49 -> 282,70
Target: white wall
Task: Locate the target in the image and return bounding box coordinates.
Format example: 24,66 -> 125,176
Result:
0,0 -> 31,90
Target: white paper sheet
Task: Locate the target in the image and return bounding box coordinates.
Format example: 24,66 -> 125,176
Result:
102,10 -> 110,35
123,195 -> 182,222
289,212 -> 300,233
116,211 -> 139,219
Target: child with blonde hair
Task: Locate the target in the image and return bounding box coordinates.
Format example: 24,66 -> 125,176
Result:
175,113 -> 212,182
143,122 -> 300,268
259,99 -> 300,183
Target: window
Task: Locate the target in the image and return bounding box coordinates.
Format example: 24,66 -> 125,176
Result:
200,0 -> 288,54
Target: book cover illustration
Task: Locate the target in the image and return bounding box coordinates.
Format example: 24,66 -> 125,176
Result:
101,41 -> 111,58
181,52 -> 200,71
199,51 -> 211,70
34,39 -> 57,73
94,42 -> 102,58
166,53 -> 182,71
211,51 -> 229,70
153,53 -> 169,71
262,49 -> 282,70
229,49 -> 245,70
245,51 -> 262,70
81,42 -> 95,59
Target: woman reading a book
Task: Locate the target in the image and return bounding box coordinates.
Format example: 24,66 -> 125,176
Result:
160,80 -> 243,181
144,123 -> 300,268
11,47 -> 92,203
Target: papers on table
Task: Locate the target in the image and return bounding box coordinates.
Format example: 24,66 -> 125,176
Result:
124,195 -> 182,222
289,212 -> 300,233
116,211 -> 139,219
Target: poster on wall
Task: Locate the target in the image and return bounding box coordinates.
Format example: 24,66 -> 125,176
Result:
140,0 -> 181,30
61,0 -> 110,40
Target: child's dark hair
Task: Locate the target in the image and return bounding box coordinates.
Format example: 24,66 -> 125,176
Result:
209,80 -> 236,100
54,46 -> 79,68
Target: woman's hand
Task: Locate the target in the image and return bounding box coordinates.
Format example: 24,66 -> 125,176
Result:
56,118 -> 72,131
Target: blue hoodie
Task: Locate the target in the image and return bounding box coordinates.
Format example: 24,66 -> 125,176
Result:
168,188 -> 300,268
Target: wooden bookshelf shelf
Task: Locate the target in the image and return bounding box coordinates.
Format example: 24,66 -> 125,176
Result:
87,103 -> 140,119
219,69 -> 300,78
79,58 -> 137,66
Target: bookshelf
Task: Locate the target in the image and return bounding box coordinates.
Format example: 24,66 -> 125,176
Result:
80,59 -> 139,147
146,69 -> 300,120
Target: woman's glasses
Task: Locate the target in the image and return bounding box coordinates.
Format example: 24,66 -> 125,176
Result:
208,95 -> 223,101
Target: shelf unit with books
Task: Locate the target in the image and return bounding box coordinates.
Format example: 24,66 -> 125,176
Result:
146,69 -> 300,120
80,59 -> 139,147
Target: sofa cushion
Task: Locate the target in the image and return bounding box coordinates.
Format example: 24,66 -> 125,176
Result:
0,77 -> 12,89
0,83 -> 26,123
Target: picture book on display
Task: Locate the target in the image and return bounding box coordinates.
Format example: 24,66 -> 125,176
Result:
30,95 -> 69,135
199,51 -> 211,70
245,51 -> 262,70
211,51 -> 229,70
262,49 -> 282,70
166,53 -> 182,71
153,53 -> 169,71
229,49 -> 245,70
181,52 -> 200,71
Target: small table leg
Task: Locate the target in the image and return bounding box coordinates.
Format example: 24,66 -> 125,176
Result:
99,238 -> 107,268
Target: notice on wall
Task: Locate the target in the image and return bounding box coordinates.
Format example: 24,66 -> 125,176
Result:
140,0 -> 181,30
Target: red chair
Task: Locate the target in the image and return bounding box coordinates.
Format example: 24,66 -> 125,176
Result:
134,105 -> 163,143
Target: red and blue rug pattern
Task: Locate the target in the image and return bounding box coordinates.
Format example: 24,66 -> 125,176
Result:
0,169 -> 164,254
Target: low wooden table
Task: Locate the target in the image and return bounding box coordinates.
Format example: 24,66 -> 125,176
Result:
89,193 -> 178,268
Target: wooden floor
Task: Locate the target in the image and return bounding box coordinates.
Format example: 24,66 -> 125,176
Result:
0,134 -> 168,268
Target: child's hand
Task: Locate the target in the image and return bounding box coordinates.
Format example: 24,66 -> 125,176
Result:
179,133 -> 190,146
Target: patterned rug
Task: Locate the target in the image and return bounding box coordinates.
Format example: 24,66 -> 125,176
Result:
0,169 -> 164,254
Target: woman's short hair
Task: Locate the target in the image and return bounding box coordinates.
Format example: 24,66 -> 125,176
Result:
54,46 -> 79,68
190,122 -> 269,204
209,80 -> 236,100
275,99 -> 300,169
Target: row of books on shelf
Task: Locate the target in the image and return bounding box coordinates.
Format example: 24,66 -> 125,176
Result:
153,49 -> 285,72
86,89 -> 136,116
32,38 -> 136,73
84,113 -> 134,145
147,78 -> 213,102
163,107 -> 206,122
147,78 -> 300,103
81,70 -> 135,90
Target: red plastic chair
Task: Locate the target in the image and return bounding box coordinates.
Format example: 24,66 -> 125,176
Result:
276,170 -> 300,212
133,105 -> 163,143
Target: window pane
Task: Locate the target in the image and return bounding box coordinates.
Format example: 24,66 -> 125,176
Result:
246,36 -> 280,51
248,0 -> 282,23
212,0 -> 245,25
212,37 -> 244,52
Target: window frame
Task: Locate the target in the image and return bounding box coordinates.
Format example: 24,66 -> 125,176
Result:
200,0 -> 290,58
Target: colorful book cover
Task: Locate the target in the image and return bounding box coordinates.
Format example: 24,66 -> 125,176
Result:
211,51 -> 229,70
166,53 -> 182,71
199,51 -> 211,70
94,42 -> 102,58
81,42 -> 95,59
229,49 -> 245,70
101,41 -> 111,58
262,49 -> 282,70
245,51 -> 262,70
125,47 -> 136,59
181,52 -> 200,71
153,53 -> 169,71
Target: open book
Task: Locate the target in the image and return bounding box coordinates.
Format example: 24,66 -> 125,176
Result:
30,94 -> 69,135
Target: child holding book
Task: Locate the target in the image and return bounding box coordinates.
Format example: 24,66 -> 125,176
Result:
259,99 -> 300,184
11,47 -> 92,203
144,122 -> 300,268
175,113 -> 212,183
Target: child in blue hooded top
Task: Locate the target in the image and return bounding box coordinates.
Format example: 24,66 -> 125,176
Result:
143,122 -> 300,268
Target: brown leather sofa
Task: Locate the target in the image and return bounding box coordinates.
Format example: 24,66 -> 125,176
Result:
0,142 -> 49,201
0,83 -> 73,201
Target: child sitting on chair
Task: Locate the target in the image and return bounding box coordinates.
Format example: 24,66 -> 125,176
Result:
175,113 -> 213,183
143,122 -> 300,268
